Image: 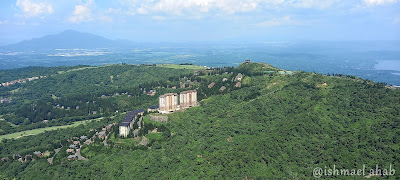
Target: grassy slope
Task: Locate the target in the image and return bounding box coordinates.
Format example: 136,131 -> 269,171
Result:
0,118 -> 103,141
157,64 -> 207,69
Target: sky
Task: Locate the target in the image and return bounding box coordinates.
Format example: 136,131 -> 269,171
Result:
0,0 -> 399,45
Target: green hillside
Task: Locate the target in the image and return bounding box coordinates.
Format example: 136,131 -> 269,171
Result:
0,64 -> 195,135
0,63 -> 399,179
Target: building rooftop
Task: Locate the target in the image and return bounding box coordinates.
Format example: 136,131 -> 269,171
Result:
0,98 -> 12,103
33,151 -> 42,155
180,90 -> 197,94
119,121 -> 130,127
68,155 -> 77,159
133,109 -> 145,114
208,82 -> 215,88
159,93 -> 178,97
122,112 -> 136,123
66,149 -> 75,153
149,105 -> 159,109
120,109 -> 145,125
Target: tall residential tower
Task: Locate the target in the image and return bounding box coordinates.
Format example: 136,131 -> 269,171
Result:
158,93 -> 179,114
180,90 -> 197,109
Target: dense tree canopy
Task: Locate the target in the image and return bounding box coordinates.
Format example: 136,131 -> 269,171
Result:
0,63 -> 399,179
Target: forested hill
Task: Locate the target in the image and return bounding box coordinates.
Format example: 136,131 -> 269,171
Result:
0,63 -> 399,179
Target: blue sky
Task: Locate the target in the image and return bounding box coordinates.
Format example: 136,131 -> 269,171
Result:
0,0 -> 399,45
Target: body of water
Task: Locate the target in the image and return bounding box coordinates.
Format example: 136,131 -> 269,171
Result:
1,41 -> 400,85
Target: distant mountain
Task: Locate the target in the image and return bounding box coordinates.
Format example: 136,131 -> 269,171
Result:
1,30 -> 133,50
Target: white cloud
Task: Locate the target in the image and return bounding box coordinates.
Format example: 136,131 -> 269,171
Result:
293,0 -> 339,9
118,0 -> 344,17
152,15 -> 166,20
212,0 -> 259,14
69,0 -> 116,23
14,21 -> 26,25
256,16 -> 302,27
137,7 -> 148,15
362,0 -> 399,6
106,8 -> 122,14
99,15 -> 113,22
69,0 -> 94,23
0,20 -> 8,25
120,0 -> 260,16
16,0 -> 53,17
393,16 -> 400,24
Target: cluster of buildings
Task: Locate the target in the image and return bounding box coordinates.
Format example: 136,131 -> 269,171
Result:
158,90 -> 198,114
55,104 -> 78,111
2,123 -> 117,164
1,151 -> 50,163
65,135 -> 90,161
118,89 -> 198,138
65,123 -> 114,160
206,73 -> 243,91
101,92 -> 130,98
94,124 -> 113,140
0,76 -> 45,87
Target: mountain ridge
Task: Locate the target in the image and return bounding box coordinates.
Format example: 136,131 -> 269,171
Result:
1,30 -> 134,50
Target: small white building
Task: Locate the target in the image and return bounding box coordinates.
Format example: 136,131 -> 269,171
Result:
235,73 -> 243,82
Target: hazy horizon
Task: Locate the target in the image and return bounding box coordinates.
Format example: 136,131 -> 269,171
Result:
1,0 -> 400,86
4,29 -> 400,46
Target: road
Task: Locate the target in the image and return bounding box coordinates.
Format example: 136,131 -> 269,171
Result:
47,144 -> 63,165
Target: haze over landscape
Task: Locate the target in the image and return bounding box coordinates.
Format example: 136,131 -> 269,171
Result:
1,0 -> 400,86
